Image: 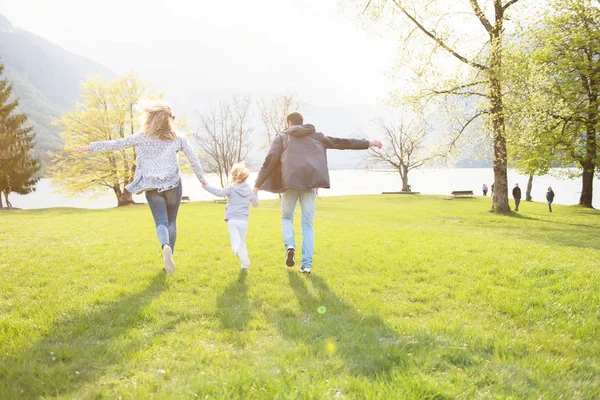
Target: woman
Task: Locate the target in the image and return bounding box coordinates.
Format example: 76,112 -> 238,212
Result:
76,100 -> 207,274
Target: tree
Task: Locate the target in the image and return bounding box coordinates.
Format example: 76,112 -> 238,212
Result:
195,94 -> 253,187
0,63 -> 40,208
503,50 -> 559,202
368,119 -> 441,191
350,0 -> 525,211
257,92 -> 304,148
510,136 -> 556,201
52,73 -> 157,206
524,0 -> 600,208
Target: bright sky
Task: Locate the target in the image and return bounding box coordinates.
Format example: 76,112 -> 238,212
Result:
0,0 -> 398,109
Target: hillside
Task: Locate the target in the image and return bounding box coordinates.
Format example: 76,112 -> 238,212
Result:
0,13 -> 115,153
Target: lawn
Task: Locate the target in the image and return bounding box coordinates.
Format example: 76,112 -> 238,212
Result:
1,195 -> 599,399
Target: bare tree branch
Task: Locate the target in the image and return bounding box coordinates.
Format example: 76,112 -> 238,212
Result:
469,0 -> 493,33
367,118 -> 445,191
390,0 -> 488,70
502,0 -> 520,11
449,111 -> 486,150
195,95 -> 253,187
258,92 -> 303,148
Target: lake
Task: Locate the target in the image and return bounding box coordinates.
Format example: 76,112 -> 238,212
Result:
9,168 -> 600,209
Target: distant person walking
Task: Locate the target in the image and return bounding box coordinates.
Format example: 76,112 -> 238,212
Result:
482,184 -> 488,196
546,186 -> 555,212
491,183 -> 494,196
512,183 -> 522,211
253,112 -> 382,274
76,100 -> 207,274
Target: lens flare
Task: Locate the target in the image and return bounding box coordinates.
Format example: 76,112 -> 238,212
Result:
317,306 -> 326,315
325,339 -> 337,355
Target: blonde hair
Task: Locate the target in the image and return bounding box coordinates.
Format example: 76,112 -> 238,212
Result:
231,162 -> 249,183
140,100 -> 178,141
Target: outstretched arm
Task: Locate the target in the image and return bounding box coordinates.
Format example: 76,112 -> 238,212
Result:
250,192 -> 259,208
254,135 -> 284,192
181,137 -> 208,185
203,184 -> 231,197
320,133 -> 381,150
86,133 -> 141,152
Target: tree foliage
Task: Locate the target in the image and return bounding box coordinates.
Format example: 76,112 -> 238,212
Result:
522,0 -> 600,207
52,73 -> 159,206
503,48 -> 560,200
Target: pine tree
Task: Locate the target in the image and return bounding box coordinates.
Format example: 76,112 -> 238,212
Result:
0,63 -> 40,208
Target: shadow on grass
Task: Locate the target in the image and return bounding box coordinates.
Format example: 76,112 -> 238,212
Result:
0,272 -> 169,398
217,270 -> 250,331
527,227 -> 600,250
484,208 -> 600,251
501,212 -> 540,221
272,271 -> 408,378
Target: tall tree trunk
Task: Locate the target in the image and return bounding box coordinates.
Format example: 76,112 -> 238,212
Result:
0,191 -> 3,208
489,9 -> 510,212
579,122 -> 597,208
526,174 -> 533,201
401,175 -> 409,192
3,191 -> 11,209
401,165 -> 409,191
579,161 -> 595,208
113,184 -> 134,207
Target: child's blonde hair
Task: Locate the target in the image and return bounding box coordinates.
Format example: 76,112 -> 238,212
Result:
140,100 -> 178,141
231,162 -> 249,183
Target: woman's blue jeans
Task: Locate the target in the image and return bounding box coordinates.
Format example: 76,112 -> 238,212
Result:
145,182 -> 182,252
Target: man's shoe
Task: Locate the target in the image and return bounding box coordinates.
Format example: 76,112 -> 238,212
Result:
286,248 -> 295,267
300,266 -> 311,275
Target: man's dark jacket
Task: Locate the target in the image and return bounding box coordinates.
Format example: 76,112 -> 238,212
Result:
546,190 -> 555,201
512,186 -> 522,199
255,124 -> 369,193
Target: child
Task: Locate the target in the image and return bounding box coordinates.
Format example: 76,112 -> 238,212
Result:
203,163 -> 259,270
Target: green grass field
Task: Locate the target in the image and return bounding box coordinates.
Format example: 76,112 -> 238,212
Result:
1,195 -> 599,399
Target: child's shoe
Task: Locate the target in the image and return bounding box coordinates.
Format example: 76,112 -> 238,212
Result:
237,252 -> 251,268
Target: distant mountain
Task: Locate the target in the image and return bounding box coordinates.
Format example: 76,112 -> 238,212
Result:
0,13 -> 115,154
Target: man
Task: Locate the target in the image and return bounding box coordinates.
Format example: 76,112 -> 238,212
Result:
546,186 -> 555,212
253,112 -> 382,274
512,183 -> 522,212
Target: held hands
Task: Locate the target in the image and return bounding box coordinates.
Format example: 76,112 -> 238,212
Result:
253,187 -> 259,194
369,140 -> 383,149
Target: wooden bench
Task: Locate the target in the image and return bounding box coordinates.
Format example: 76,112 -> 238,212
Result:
451,190 -> 474,197
181,196 -> 190,202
